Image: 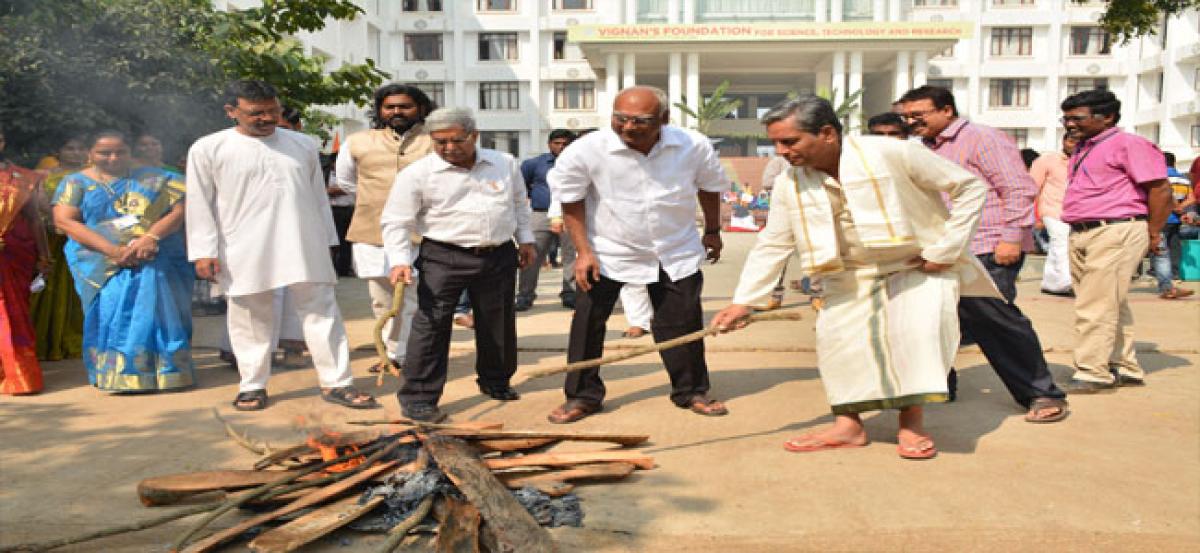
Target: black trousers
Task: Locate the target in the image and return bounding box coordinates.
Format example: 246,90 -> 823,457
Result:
329,205 -> 355,277
398,240 -> 518,406
563,268 -> 710,407
957,253 -> 1066,407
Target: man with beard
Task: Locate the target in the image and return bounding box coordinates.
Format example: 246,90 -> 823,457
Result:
337,84 -> 435,374
187,80 -> 376,410
897,85 -> 1068,423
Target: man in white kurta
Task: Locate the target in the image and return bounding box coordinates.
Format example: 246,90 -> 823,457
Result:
186,80 -> 376,411
713,96 -> 996,460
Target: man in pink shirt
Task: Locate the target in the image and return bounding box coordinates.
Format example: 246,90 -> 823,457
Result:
898,86 -> 1068,423
1029,135 -> 1078,295
1059,89 -> 1173,392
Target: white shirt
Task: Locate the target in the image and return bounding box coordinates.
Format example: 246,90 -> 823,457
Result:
380,149 -> 534,266
327,169 -> 355,207
186,127 -> 338,296
547,126 -> 728,284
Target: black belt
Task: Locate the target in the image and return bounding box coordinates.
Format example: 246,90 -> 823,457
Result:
1069,215 -> 1147,233
423,237 -> 510,255
532,208 -> 548,213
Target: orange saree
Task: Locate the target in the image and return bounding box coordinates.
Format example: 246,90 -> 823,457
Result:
0,161 -> 44,394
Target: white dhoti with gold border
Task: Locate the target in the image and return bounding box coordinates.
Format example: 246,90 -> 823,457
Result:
817,267 -> 956,414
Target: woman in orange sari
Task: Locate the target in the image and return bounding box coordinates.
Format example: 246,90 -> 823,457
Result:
1,126 -> 52,394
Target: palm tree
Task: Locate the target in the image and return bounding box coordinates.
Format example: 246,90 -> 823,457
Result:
673,79 -> 742,135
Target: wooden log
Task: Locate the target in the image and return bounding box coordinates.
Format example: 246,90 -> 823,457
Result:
253,444 -> 315,470
347,419 -> 504,432
247,494 -> 385,553
419,434 -> 557,553
474,437 -> 558,453
484,451 -> 655,471
180,461 -> 398,553
440,430 -> 649,447
434,496 -> 481,553
137,470 -> 305,506
496,462 -> 637,490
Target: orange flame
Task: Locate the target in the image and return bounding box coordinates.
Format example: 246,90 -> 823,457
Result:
306,428 -> 367,473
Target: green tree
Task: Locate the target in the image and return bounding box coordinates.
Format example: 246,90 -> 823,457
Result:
1075,0 -> 1200,42
674,80 -> 743,135
0,0 -> 386,163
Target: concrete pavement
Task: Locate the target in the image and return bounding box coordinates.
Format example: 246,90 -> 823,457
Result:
1,232 -> 1197,551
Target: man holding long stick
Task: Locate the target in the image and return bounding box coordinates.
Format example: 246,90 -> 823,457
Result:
712,96 -> 997,459
545,85 -> 730,424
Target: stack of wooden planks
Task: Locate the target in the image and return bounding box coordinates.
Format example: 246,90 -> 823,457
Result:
133,420 -> 654,552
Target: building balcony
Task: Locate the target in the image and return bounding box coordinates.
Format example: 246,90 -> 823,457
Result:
1168,99 -> 1200,120
1175,41 -> 1200,63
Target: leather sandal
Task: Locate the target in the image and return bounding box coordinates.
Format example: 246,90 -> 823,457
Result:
232,390 -> 267,411
547,401 -> 601,424
1024,397 -> 1069,424
681,394 -> 729,416
321,386 -> 380,410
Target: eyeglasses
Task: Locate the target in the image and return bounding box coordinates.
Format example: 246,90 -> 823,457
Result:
900,109 -> 936,121
1059,114 -> 1102,125
432,136 -> 473,147
612,112 -> 660,126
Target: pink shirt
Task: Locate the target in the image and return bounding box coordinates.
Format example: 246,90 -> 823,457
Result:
925,118 -> 1037,255
1029,152 -> 1068,220
1062,127 -> 1166,223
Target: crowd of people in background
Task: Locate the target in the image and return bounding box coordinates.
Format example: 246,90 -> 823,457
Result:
2,80 -> 1197,461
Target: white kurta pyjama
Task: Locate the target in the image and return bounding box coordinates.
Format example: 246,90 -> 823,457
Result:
733,136 -> 999,414
186,127 -> 352,392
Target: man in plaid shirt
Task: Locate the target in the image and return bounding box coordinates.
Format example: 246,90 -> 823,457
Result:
898,85 -> 1068,424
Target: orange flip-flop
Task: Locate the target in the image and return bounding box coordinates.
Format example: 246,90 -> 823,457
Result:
897,439 -> 938,460
783,435 -> 868,453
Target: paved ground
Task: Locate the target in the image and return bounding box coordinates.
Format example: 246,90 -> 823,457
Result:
2,233 -> 1198,552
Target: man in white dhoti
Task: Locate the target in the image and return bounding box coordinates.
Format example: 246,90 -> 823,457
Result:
712,96 -> 997,459
337,84 -> 435,374
187,80 -> 377,411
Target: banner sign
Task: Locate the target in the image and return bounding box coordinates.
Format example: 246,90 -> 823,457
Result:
569,21 -> 973,43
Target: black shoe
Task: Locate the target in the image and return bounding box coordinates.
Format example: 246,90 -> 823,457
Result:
1063,379 -> 1117,394
401,403 -> 446,423
946,369 -> 958,402
1116,375 -> 1145,387
478,383 -> 521,401
515,298 -> 533,312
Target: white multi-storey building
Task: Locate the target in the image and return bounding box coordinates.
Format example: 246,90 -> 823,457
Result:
231,0 -> 1198,161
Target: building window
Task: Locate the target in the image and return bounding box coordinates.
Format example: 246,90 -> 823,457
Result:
1191,125 -> 1200,148
403,0 -> 442,10
913,0 -> 957,6
926,78 -> 953,90
1194,67 -> 1200,92
554,82 -> 595,110
934,45 -> 955,58
554,0 -> 592,8
405,34 -> 442,61
990,27 -> 1033,56
992,0 -> 1035,5
479,33 -> 519,61
842,0 -> 874,21
405,82 -> 445,107
480,82 -> 520,110
1069,27 -> 1112,55
553,32 -> 567,60
1065,77 -> 1108,96
989,78 -> 1030,107
481,131 -> 520,157
477,0 -> 515,11
368,25 -> 382,65
1000,128 -> 1028,148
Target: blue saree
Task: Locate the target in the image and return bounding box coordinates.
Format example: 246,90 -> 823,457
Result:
54,167 -> 195,391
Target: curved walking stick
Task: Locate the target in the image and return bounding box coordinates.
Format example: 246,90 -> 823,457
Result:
514,309 -> 803,385
374,281 -> 406,386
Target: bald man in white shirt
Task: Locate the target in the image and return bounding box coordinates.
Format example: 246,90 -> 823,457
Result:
382,107 -> 536,423
546,86 -> 730,424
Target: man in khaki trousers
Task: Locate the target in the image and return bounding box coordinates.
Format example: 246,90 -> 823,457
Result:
1058,89 -> 1173,393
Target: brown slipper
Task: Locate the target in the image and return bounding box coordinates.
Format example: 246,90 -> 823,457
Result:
1024,397 -> 1069,424
681,394 -> 728,416
547,401 -> 601,424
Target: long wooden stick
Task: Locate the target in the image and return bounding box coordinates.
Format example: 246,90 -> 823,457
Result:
518,310 -> 802,381
0,502 -> 223,553
374,281 -> 406,386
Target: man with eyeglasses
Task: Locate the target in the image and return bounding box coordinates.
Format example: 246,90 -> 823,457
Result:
381,107 -> 536,422
187,80 -> 379,411
544,85 -> 730,424
1058,89 -> 1174,393
897,85 -> 1068,424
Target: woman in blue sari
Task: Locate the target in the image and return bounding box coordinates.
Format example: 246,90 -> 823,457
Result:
52,130 -> 194,391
